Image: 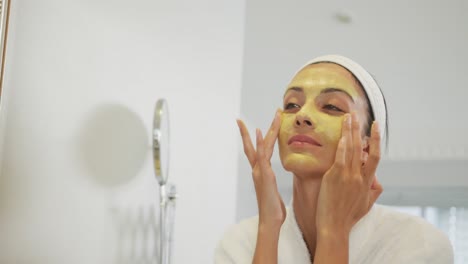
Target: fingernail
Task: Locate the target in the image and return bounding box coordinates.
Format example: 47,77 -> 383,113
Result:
256,128 -> 261,138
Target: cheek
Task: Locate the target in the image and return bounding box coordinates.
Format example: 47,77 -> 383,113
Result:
315,114 -> 342,145
278,117 -> 290,148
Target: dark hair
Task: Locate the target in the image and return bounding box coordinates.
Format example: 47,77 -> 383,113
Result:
352,72 -> 389,152
363,81 -> 389,151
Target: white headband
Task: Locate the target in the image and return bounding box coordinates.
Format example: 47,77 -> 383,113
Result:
293,54 -> 387,144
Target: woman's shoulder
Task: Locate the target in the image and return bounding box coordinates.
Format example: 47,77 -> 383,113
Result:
214,215 -> 259,263
366,205 -> 454,263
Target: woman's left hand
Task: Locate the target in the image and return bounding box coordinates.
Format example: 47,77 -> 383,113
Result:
316,112 -> 383,237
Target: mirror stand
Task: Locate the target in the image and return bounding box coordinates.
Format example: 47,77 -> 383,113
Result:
159,183 -> 177,264
153,99 -> 177,264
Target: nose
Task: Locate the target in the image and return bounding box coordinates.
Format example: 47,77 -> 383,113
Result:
294,114 -> 314,128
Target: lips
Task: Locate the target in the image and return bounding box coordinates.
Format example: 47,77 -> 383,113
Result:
288,134 -> 322,147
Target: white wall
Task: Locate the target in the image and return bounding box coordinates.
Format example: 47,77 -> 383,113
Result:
0,0 -> 244,263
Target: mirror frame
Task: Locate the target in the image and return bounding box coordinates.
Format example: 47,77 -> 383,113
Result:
153,99 -> 170,186
0,0 -> 11,99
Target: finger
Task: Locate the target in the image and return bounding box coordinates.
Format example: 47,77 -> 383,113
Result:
264,109 -> 282,160
363,122 -> 381,185
372,178 -> 382,192
256,129 -> 276,183
361,148 -> 369,166
332,136 -> 346,172
334,113 -> 350,172
371,175 -> 377,190
254,129 -> 264,186
351,112 -> 363,176
237,119 -> 256,168
368,178 -> 383,211
344,114 -> 353,171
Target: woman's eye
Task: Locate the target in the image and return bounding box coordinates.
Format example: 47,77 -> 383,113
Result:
284,103 -> 300,110
323,104 -> 343,112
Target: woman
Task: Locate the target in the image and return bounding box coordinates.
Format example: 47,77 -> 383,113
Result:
215,55 -> 453,263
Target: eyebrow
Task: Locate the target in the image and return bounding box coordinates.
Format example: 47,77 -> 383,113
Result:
284,86 -> 355,103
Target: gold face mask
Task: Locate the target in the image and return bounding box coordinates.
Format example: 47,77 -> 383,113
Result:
278,62 -> 370,178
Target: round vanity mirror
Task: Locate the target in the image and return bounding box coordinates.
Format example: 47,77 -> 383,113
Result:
153,99 -> 170,185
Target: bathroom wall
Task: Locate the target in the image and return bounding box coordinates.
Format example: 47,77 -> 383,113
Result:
0,0 -> 245,263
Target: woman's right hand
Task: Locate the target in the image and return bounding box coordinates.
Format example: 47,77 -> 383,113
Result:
237,109 -> 286,229
316,113 -> 383,236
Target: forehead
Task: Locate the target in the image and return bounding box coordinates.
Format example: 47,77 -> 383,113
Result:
287,62 -> 365,98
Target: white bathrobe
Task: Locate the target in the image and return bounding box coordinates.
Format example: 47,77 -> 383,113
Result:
215,204 -> 454,263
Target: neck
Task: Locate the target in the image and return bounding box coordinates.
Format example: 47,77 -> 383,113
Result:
292,174 -> 322,260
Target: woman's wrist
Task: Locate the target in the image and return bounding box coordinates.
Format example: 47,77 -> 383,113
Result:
314,228 -> 350,264
317,227 -> 349,242
253,222 -> 282,264
256,222 -> 282,252
258,221 -> 282,237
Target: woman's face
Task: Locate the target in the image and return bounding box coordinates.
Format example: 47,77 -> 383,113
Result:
279,62 -> 370,177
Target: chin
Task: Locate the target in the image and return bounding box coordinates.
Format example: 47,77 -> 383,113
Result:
280,153 -> 329,178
